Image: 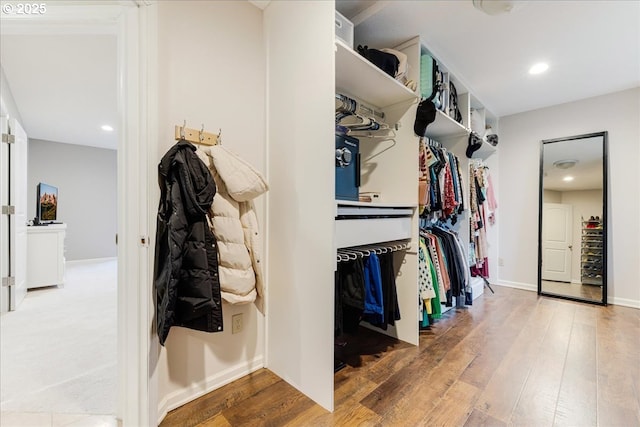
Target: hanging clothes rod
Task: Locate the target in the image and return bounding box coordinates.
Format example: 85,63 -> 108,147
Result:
421,136 -> 444,149
335,93 -> 385,120
336,240 -> 411,262
175,120 -> 222,146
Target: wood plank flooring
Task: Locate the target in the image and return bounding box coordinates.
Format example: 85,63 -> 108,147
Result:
160,287 -> 640,427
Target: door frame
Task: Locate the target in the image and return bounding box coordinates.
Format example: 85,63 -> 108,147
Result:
0,2 -> 153,425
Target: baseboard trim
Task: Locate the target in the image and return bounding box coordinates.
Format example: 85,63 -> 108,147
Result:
495,280 -> 537,292
157,355 -> 265,423
66,257 -> 117,266
607,296 -> 640,309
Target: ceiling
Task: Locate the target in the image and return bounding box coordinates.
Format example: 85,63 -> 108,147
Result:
0,34 -> 117,150
337,0 -> 640,117
542,136 -> 604,191
1,1 -> 637,151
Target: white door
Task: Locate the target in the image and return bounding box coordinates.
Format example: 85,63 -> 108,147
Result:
542,203 -> 573,282
0,116 -> 28,312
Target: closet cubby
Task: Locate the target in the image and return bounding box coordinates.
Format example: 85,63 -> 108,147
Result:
334,33 -> 420,350
393,36 -> 499,158
470,95 -> 498,159
335,39 -> 416,109
394,37 -> 469,140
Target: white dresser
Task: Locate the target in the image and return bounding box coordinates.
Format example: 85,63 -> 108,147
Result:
26,223 -> 66,289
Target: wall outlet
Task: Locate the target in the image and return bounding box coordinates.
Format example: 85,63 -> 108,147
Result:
232,313 -> 243,334
498,258 -> 504,267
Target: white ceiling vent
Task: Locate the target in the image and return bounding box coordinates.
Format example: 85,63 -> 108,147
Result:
472,0 -> 518,15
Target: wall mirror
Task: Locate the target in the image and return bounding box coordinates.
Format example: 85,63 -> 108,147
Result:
538,131 -> 608,305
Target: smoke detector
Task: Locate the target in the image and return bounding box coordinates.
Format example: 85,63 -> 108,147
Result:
473,0 -> 517,15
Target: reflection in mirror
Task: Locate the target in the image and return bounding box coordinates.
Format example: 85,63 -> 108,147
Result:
538,132 -> 607,305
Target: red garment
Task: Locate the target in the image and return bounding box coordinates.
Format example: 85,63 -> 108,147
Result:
442,164 -> 457,217
470,257 -> 489,277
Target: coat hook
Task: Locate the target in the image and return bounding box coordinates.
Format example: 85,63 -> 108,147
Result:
199,124 -> 205,142
180,119 -> 186,139
218,128 -> 222,145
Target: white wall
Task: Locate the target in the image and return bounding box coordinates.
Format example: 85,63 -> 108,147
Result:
499,88 -> 640,307
560,190 -> 602,284
0,65 -> 23,123
544,189 -> 561,203
27,139 -> 116,261
152,1 -> 267,419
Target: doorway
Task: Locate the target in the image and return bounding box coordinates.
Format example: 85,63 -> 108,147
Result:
1,21 -> 119,426
0,2 -> 150,425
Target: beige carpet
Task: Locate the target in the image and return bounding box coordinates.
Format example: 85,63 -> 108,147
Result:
0,259 -> 117,415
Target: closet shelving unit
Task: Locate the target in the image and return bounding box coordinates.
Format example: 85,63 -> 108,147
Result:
335,36 -> 420,347
335,31 -> 501,341
581,218 -> 604,286
392,36 -> 499,303
268,3 -> 501,414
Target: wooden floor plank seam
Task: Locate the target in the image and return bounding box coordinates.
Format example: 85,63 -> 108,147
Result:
506,297 -> 559,425
549,302 -> 577,427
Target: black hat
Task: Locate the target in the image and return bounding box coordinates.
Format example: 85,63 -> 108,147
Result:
414,99 -> 437,137
466,132 -> 483,158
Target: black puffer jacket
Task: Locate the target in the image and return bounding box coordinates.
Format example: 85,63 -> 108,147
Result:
154,140 -> 223,345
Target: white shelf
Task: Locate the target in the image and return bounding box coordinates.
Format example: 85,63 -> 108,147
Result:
424,110 -> 469,140
335,39 -> 417,108
474,141 -> 497,160
336,200 -> 417,208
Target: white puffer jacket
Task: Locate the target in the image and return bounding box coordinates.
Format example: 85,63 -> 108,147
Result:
196,145 -> 268,313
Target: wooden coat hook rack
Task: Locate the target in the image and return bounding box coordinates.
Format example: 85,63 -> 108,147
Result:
175,120 -> 222,146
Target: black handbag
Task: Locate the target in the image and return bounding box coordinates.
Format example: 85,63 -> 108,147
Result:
448,82 -> 463,124
357,45 -> 399,78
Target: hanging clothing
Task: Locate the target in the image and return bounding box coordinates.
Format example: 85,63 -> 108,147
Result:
336,257 -> 366,334
371,252 -> 401,330
469,161 -> 496,276
154,140 -> 223,346
363,253 -> 385,325
418,238 -> 436,300
196,145 -> 268,313
335,251 -> 401,334
419,140 -> 465,223
420,225 -> 470,309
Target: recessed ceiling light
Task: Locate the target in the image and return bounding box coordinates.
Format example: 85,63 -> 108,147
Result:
101,125 -> 114,132
563,176 -> 574,182
529,62 -> 549,75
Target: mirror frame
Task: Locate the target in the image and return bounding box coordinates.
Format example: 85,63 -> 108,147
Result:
537,131 -> 608,306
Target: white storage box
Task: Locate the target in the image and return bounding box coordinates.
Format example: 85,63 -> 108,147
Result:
335,10 -> 354,49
